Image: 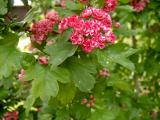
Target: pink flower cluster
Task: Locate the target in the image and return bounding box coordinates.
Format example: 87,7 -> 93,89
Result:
3,111 -> 18,120
61,0 -> 66,8
131,0 -> 150,12
99,68 -> 110,77
31,11 -> 58,44
59,7 -> 116,53
38,56 -> 48,65
45,11 -> 59,22
81,95 -> 96,108
114,22 -> 121,28
104,0 -> 118,12
18,69 -> 25,81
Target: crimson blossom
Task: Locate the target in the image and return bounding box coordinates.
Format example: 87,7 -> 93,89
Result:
59,7 -> 116,53
103,0 -> 118,12
31,11 -> 58,44
131,0 -> 150,12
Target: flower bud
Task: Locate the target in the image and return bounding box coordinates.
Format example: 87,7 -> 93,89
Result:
38,56 -> 48,65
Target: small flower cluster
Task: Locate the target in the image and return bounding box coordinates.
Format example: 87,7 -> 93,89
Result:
59,7 -> 116,53
114,22 -> 121,28
3,111 -> 18,120
81,95 -> 96,108
99,68 -> 110,77
31,11 -> 59,44
38,56 -> 48,65
131,0 -> 150,12
104,0 -> 118,12
18,69 -> 25,81
61,0 -> 66,8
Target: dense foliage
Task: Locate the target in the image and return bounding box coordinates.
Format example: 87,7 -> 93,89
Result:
0,0 -> 160,120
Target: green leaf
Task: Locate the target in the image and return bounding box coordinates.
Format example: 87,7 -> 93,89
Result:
54,7 -> 74,17
0,87 -> 8,100
99,0 -> 105,7
21,53 -> 36,69
39,114 -> 53,120
53,24 -> 59,32
66,57 -> 96,92
119,0 -> 129,3
0,32 -> 19,46
65,0 -> 84,10
97,44 -> 137,71
24,64 -> 59,99
44,32 -> 77,69
0,32 -> 22,78
0,0 -> 8,15
0,46 -> 22,79
23,7 -> 41,23
53,67 -> 71,83
0,76 -> 16,89
108,80 -> 131,92
88,108 -> 119,120
24,95 -> 36,114
90,0 -> 105,8
115,25 -> 137,36
143,56 -> 160,76
24,63 -> 59,111
116,5 -> 134,12
57,83 -> 76,105
61,29 -> 72,42
96,0 -> 105,8
137,96 -> 155,110
55,108 -> 70,120
115,111 -> 128,120
71,103 -> 91,120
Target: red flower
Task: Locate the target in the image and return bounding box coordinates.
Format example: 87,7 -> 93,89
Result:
59,7 -> 116,53
38,56 -> 48,65
31,19 -> 55,44
45,11 -> 59,22
31,11 -> 59,44
131,0 -> 150,12
104,0 -> 118,12
99,68 -> 110,77
115,22 -> 121,28
18,69 -> 25,81
3,111 -> 18,120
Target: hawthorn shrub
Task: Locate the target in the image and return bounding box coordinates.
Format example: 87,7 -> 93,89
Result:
0,0 -> 160,120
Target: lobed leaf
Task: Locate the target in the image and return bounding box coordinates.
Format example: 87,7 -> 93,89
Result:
44,30 -> 77,69
97,43 -> 137,71
0,0 -> 8,15
66,57 -> 96,92
0,32 -> 22,79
